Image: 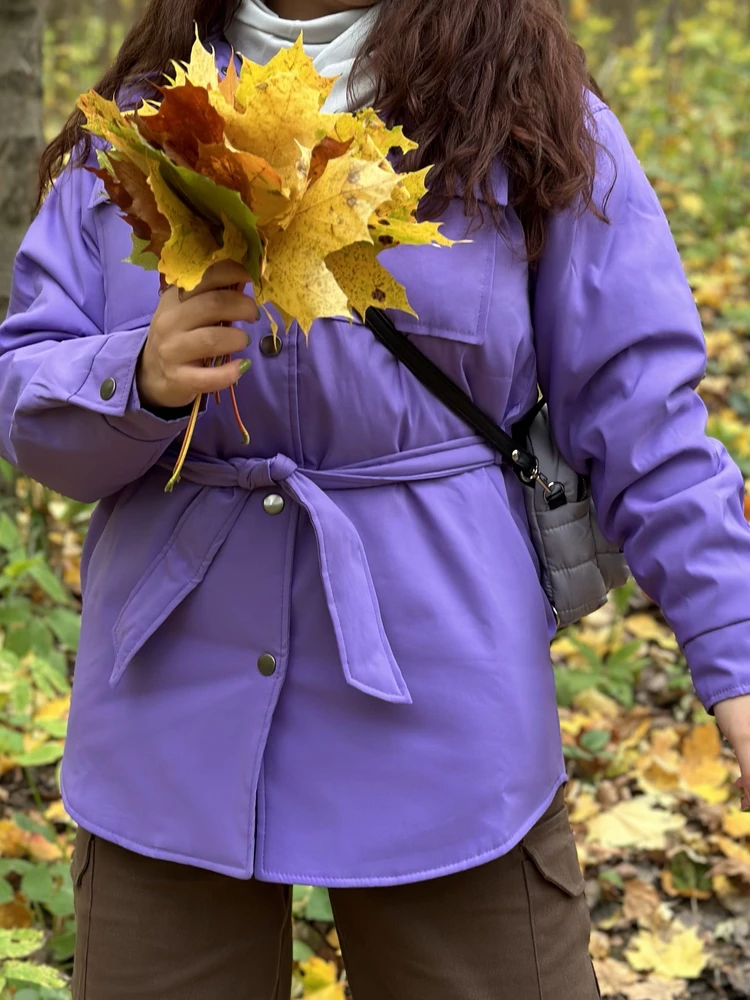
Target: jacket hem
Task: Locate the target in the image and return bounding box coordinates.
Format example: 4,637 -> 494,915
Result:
254,771 -> 568,886
61,770 -> 567,886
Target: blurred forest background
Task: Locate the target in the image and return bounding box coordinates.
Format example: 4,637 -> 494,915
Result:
0,0 -> 749,997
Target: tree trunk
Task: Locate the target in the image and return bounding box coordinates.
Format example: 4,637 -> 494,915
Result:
0,0 -> 46,320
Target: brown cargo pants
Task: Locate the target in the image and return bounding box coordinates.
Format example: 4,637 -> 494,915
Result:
70,785 -> 600,999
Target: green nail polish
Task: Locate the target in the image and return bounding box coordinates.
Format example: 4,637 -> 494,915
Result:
245,333 -> 252,347
238,359 -> 251,375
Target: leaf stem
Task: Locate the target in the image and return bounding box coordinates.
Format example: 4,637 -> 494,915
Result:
164,392 -> 203,493
229,381 -> 250,445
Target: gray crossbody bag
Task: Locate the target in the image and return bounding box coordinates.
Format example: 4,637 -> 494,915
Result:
364,307 -> 631,630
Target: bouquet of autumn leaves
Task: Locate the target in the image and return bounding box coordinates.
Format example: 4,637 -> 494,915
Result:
77,29 -> 453,490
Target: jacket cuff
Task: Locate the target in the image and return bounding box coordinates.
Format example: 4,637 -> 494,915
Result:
684,618 -> 750,713
66,325 -> 200,442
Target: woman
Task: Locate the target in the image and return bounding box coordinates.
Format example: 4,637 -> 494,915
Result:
3,0 -> 750,997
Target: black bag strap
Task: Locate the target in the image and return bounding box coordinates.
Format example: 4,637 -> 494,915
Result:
363,307 -> 565,506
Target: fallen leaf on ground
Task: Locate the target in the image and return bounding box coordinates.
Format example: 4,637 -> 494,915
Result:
623,878 -> 662,926
586,796 -> 686,852
625,921 -> 708,979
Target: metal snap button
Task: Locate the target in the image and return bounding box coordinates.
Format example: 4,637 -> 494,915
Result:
259,334 -> 283,357
99,377 -> 117,400
257,653 -> 277,677
262,494 -> 285,516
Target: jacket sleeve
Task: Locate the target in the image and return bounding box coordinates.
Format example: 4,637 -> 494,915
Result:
0,154 -> 193,503
532,104 -> 750,713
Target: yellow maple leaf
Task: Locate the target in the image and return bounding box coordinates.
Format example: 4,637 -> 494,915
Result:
680,722 -> 730,803
35,695 -> 70,723
713,833 -> 750,865
298,957 -> 346,997
326,240 -> 415,319
625,922 -> 707,980
567,790 -> 601,824
636,728 -> 682,796
722,807 -> 750,839
369,216 -> 452,252
217,71 -> 325,193
147,162 -> 246,289
166,27 -> 221,91
261,156 -> 400,331
624,613 -> 678,648
44,800 -> 73,826
235,35 -> 336,111
330,107 -> 418,160
572,689 -> 621,720
585,796 -> 685,851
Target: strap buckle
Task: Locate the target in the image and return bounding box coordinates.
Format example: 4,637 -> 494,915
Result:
512,451 -> 567,510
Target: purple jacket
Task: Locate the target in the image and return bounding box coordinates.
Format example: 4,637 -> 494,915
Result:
2,41 -> 750,884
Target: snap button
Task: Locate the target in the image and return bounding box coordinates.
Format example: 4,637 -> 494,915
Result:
259,334 -> 283,357
99,377 -> 117,400
262,493 -> 285,516
257,653 -> 276,677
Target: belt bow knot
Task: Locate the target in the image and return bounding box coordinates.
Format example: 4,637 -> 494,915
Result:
110,438 -> 499,704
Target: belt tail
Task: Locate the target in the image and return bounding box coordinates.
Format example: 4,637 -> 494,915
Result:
287,471 -> 413,705
109,487 -> 248,689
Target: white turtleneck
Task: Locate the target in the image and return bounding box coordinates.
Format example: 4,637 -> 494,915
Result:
224,0 -> 379,112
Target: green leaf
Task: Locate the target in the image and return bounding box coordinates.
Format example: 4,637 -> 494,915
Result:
0,724 -> 24,755
46,608 -> 81,652
0,878 -> 15,904
4,555 -> 43,580
554,668 -> 602,708
605,640 -> 645,671
568,638 -> 603,670
20,867 -> 56,905
35,719 -> 68,740
44,881 -> 75,919
10,677 -> 33,717
668,851 -> 712,895
604,679 -> 635,708
304,886 -> 334,923
47,927 -> 76,963
0,859 -> 34,877
4,620 -> 54,659
0,928 -> 44,961
0,458 -> 15,487
29,658 -> 70,697
126,233 -> 160,271
3,959 -> 67,989
580,729 -> 612,753
598,869 -> 625,890
15,742 -> 65,767
159,159 -> 262,283
27,564 -> 70,605
0,596 -> 33,627
0,513 -> 22,551
292,939 -> 315,962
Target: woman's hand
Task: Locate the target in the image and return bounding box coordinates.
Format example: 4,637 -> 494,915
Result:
137,260 -> 259,411
714,694 -> 750,808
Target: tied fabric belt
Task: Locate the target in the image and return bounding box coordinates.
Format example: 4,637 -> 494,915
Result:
111,436 -> 498,704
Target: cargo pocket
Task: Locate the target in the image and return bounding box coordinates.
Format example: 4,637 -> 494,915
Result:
71,827 -> 95,1000
520,796 -> 600,999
